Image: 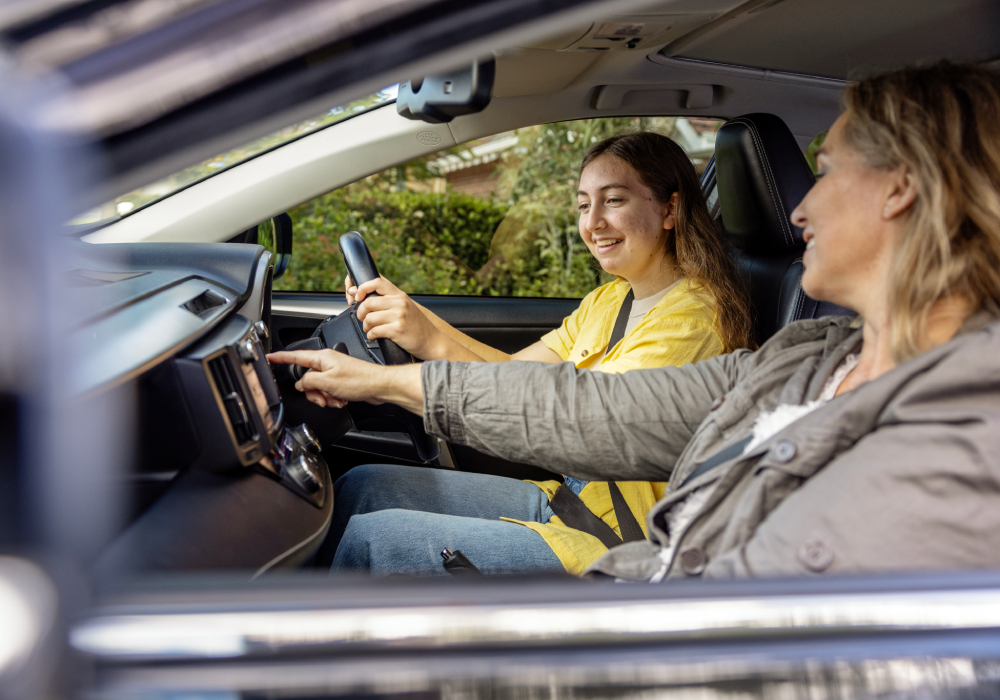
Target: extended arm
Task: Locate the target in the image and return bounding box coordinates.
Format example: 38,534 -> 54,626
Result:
268,345 -> 749,480
421,352 -> 751,482
267,349 -> 424,413
349,276 -> 561,363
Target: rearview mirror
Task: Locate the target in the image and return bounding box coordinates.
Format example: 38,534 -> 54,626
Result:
397,59 -> 495,124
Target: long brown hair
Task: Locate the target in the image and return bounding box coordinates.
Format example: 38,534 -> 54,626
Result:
842,62 -> 1000,361
581,132 -> 755,352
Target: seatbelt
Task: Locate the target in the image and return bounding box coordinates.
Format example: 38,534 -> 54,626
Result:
549,482 -> 647,549
678,435 -> 753,489
553,437 -> 753,549
552,438 -> 752,550
606,289 -> 635,356
549,484 -> 624,549
547,290 -> 646,550
441,548 -> 483,576
607,481 -> 646,543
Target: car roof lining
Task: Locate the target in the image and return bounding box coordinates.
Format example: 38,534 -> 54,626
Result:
667,0 -> 1000,79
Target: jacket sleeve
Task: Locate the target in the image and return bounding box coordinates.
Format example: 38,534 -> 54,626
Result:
422,350 -> 753,482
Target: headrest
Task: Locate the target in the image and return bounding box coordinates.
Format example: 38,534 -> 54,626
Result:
715,113 -> 816,253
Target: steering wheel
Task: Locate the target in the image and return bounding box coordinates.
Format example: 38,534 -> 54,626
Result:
338,232 -> 416,366
285,232 -> 439,463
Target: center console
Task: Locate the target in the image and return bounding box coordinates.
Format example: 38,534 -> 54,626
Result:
140,314 -> 329,507
170,314 -> 328,507
100,314 -> 335,574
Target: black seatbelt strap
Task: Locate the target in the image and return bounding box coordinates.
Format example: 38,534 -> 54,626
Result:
679,435 -> 753,489
549,289 -> 642,549
606,289 -> 635,355
607,482 -> 646,543
549,484 -> 623,550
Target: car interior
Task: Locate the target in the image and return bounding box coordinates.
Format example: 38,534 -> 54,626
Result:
36,0 -> 997,579
3,0 -> 999,696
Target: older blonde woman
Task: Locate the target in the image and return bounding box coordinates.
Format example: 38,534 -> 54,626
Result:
272,62 -> 1000,579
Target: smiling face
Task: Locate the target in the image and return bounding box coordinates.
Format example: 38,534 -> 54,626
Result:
790,113 -> 905,316
577,155 -> 677,295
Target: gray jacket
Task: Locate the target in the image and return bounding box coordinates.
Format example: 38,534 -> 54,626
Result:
422,312 -> 1000,580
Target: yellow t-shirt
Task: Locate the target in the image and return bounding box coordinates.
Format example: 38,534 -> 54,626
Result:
503,277 -> 724,575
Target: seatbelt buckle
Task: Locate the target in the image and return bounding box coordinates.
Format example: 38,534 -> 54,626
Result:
441,548 -> 483,576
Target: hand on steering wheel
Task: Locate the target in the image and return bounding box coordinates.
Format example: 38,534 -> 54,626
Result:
346,275 -> 444,361
277,231 -> 440,463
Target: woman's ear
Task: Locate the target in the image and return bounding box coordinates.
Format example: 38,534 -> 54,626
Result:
883,166 -> 918,219
663,192 -> 680,230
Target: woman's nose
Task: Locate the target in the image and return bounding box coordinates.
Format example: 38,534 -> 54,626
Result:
790,199 -> 807,229
585,206 -> 606,232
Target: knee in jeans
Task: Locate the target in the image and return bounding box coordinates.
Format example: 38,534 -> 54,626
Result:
334,463 -> 382,493
334,463 -> 393,510
344,509 -> 407,541
335,509 -> 412,569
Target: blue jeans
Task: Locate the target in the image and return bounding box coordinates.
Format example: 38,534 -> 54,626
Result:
330,464 -> 564,576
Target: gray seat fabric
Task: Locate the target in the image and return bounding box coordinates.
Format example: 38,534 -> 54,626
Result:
710,113 -> 852,345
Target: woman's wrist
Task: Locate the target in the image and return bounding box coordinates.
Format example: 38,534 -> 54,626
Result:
425,327 -> 460,361
378,363 -> 424,413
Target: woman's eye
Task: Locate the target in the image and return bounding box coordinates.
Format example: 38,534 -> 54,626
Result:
577,202 -> 590,212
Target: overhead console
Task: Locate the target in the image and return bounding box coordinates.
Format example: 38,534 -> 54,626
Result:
520,6 -> 737,54
492,5 -> 739,98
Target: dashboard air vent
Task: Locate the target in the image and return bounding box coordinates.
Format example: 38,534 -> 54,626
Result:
208,355 -> 256,445
183,289 -> 226,318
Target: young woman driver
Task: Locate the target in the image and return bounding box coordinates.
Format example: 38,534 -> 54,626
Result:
311,131 -> 753,575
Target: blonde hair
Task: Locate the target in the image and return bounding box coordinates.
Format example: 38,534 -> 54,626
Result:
842,62 -> 1000,362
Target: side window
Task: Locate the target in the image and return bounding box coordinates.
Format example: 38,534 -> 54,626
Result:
277,117 -> 723,298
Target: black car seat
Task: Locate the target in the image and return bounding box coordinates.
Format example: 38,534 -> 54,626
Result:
709,113 -> 852,345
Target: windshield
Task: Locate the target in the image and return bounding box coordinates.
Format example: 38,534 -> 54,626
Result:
71,85 -> 399,226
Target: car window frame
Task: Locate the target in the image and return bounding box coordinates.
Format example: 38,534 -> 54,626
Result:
274,114 -> 725,301
76,99 -> 401,236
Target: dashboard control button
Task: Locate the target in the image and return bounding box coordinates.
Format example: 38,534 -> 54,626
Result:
285,455 -> 322,494
254,321 -> 269,339
239,338 -> 258,362
290,423 -> 322,454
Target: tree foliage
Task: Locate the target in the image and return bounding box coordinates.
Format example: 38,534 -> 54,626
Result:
277,116 -> 691,298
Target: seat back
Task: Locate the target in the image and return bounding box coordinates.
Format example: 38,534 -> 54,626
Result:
713,113 -> 851,345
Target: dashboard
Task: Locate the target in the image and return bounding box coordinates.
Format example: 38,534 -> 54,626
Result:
70,241 -> 343,576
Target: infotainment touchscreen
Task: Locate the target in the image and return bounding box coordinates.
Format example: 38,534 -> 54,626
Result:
241,361 -> 274,433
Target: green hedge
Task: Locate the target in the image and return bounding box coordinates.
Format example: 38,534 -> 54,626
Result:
276,188 -> 606,298
272,118 -> 686,298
